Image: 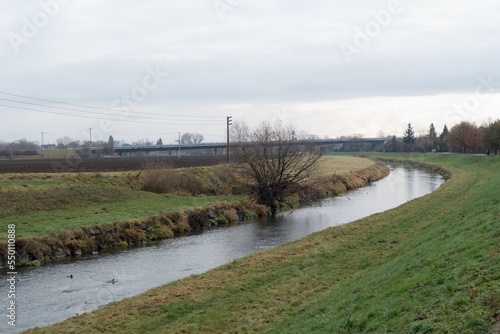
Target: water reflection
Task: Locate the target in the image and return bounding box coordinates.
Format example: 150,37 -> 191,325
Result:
0,165 -> 444,333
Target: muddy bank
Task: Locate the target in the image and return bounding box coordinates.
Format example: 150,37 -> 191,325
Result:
0,160 -> 389,268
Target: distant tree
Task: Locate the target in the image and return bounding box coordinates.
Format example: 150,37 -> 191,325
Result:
179,133 -> 204,145
56,136 -> 73,149
440,124 -> 449,140
413,135 -> 429,153
384,135 -> 401,152
16,139 -> 39,151
428,123 -> 437,141
108,135 -> 115,147
68,140 -> 81,149
134,138 -> 152,146
402,123 -> 416,151
231,120 -> 323,215
156,137 -> 163,146
425,123 -> 438,151
445,121 -> 484,153
192,133 -> 204,144
484,119 -> 500,155
438,124 -> 449,152
0,139 -> 38,157
403,123 -> 415,144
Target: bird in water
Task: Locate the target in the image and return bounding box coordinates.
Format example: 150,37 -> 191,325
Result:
67,274 -> 73,279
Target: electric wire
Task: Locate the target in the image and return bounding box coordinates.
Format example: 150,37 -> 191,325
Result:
0,97 -> 221,123
0,103 -> 224,126
0,91 -> 220,120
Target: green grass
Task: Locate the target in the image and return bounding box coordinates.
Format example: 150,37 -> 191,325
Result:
23,153 -> 500,333
1,156 -> 375,240
1,193 -> 243,239
0,169 -> 243,239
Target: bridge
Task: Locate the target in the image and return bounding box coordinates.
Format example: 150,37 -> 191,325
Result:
93,138 -> 387,156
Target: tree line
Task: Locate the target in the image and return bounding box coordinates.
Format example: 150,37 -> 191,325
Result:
385,119 -> 500,155
0,132 -> 207,157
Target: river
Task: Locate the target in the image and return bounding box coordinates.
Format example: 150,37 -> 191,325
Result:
0,164 -> 444,333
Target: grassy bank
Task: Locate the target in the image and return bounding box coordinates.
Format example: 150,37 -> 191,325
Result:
1,156 -> 384,265
23,153 -> 500,333
0,156 -> 375,240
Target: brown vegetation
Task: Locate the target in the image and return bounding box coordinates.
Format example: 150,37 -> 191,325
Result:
141,161 -> 244,196
445,121 -> 485,153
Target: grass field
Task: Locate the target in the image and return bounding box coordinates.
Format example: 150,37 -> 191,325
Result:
1,155 -> 373,240
22,153 -> 500,333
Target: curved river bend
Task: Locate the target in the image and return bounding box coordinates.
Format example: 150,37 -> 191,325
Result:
0,164 -> 444,333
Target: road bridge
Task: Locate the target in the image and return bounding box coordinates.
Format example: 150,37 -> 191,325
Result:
93,138 -> 387,156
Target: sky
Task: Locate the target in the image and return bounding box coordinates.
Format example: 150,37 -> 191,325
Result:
1,0 -> 499,145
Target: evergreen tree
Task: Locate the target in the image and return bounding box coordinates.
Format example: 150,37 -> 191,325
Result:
437,125 -> 449,152
156,137 -> 163,146
428,123 -> 437,140
403,123 -> 415,144
439,125 -> 449,141
108,135 -> 115,147
426,123 -> 437,151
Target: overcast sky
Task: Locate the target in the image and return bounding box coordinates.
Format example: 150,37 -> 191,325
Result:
1,0 -> 499,145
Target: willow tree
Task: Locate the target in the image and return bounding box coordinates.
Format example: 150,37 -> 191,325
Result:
231,120 -> 323,214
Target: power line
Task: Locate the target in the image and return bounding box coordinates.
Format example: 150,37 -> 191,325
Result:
0,97 -> 221,123
0,103 -> 224,126
0,91 -> 220,120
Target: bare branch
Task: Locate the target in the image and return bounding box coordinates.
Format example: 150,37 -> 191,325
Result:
231,119 -> 323,214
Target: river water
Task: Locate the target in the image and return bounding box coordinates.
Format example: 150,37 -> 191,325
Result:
0,164 -> 444,333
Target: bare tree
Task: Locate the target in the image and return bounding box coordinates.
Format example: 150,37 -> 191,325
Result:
231,120 -> 323,215
179,133 -> 204,145
56,136 -> 73,149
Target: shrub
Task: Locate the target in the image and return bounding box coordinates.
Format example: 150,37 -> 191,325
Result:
145,225 -> 174,240
223,208 -> 239,223
216,214 -> 229,225
187,208 -> 210,230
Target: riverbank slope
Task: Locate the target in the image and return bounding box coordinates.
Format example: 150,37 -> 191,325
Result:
23,154 -> 500,333
1,156 -> 387,266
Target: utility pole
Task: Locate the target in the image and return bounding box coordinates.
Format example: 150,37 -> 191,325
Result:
89,128 -> 93,156
41,132 -> 44,149
178,132 -> 181,158
227,116 -> 232,163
